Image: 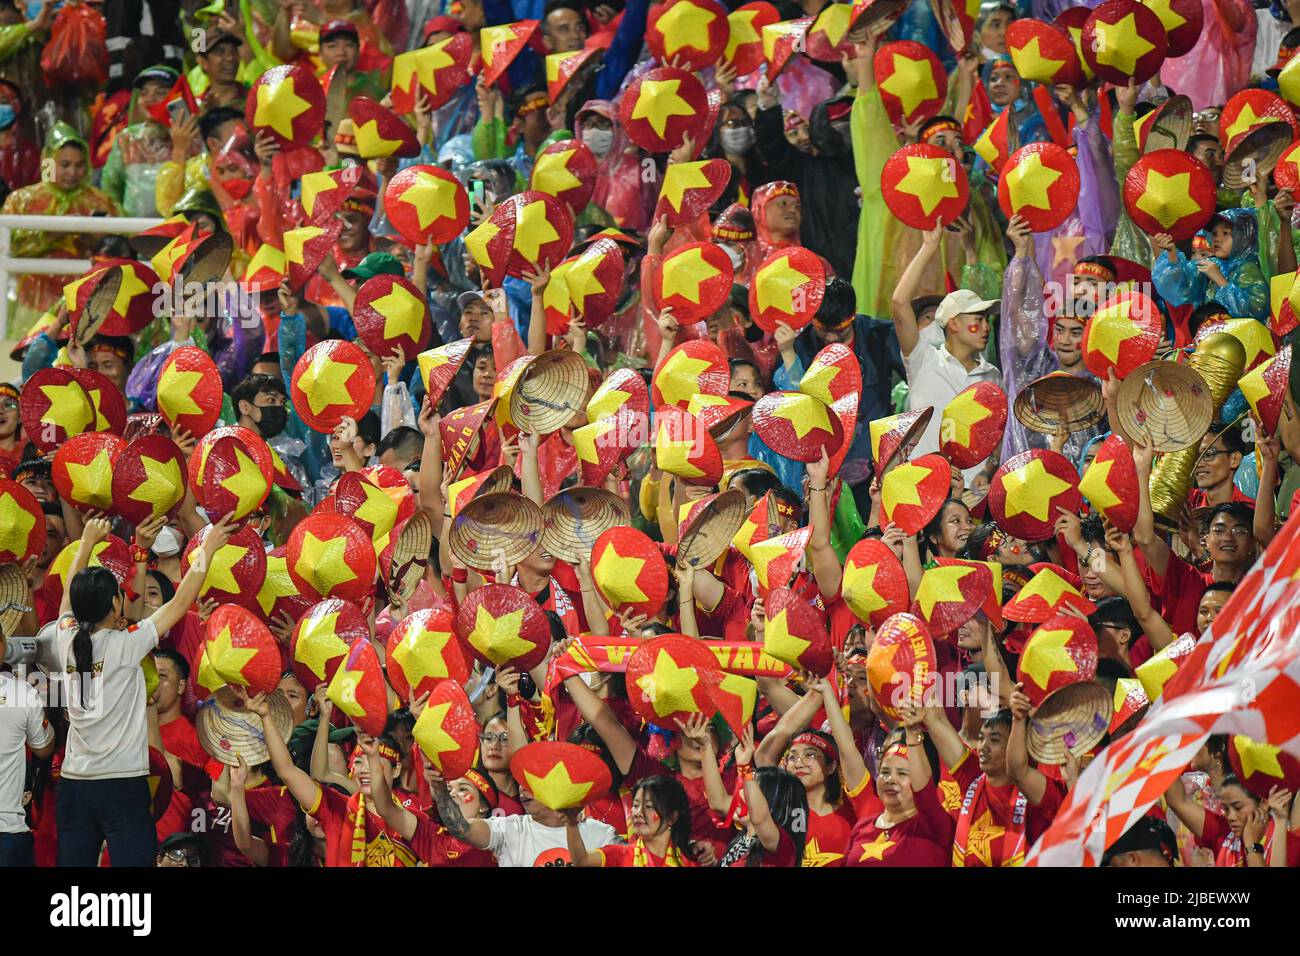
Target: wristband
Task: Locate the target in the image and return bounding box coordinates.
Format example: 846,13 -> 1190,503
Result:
451,567 -> 468,583
130,545 -> 150,564
506,694 -> 523,708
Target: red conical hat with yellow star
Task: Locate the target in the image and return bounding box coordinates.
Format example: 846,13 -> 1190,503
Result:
1220,88 -> 1300,149
749,246 -> 826,335
748,526 -> 810,594
385,164 -> 470,247
46,535 -> 133,592
711,672 -> 758,740
591,526 -> 670,618
1082,290 -> 1162,379
726,1 -> 780,75
866,612 -> 936,720
911,558 -> 997,638
1273,140 -> 1300,192
988,449 -> 1082,542
73,259 -> 157,338
530,139 -> 598,217
68,368 -> 126,437
1078,433 -> 1140,533
285,222 -> 344,293
626,634 -> 722,727
972,108 -> 1012,173
649,240 -> 735,323
157,345 -> 222,438
761,18 -> 812,79
869,407 -> 932,475
1206,317 -> 1277,372
1227,735 -> 1300,799
390,31 -> 473,114
62,264 -> 122,347
655,402 -> 723,483
997,142 -> 1080,233
413,679 -> 480,779
1016,613 -> 1099,706
619,66 -> 708,152
940,381 -> 1007,470
690,393 -> 752,441
1122,149 -> 1216,241
880,452 -> 951,535
1006,19 -> 1084,86
574,405 -> 642,487
290,339 -> 377,434
933,0 -> 981,52
348,96 -> 421,159
204,604 -> 282,696
1134,631 -> 1194,701
676,488 -> 747,569
241,242 -> 288,293
440,398 -> 498,482
848,0 -> 908,37
300,165 -> 363,226
386,604 -> 471,702
335,467 -> 416,551
52,432 -> 125,513
543,237 -> 626,334
258,545 -> 315,626
652,339 -> 730,410
128,215 -> 189,259
590,367 -> 651,423
752,391 -> 843,463
510,741 -> 614,810
353,275 -> 431,363
881,143 -> 970,231
804,3 -> 855,61
648,0 -> 729,70
454,583 -> 551,671
1145,0 -> 1203,57
490,190 -> 575,277
0,478 -> 45,563
290,597 -> 369,690
246,63 -> 326,149
480,20 -> 540,87
874,41 -> 949,124
763,586 -> 833,676
800,342 -> 861,476
191,429 -> 273,522
1080,0 -> 1167,85
286,512 -> 377,605
842,537 -> 909,626
182,523 -> 268,613
654,159 -> 732,228
418,337 -> 474,409
1239,344 -> 1291,435
328,639 -> 390,736
545,46 -> 604,103
20,367 -> 94,453
1002,564 -> 1096,623
151,222 -> 233,287
1110,676 -> 1148,733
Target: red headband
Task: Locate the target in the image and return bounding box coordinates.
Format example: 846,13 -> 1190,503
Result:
790,732 -> 837,762
979,527 -> 1007,561
517,94 -> 549,118
351,741 -> 401,772
1072,261 -> 1115,282
463,768 -> 498,810
923,119 -> 961,142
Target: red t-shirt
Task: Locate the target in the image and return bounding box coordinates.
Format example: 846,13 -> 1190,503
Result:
598,841 -> 699,867
1153,553 -> 1211,638
844,774 -> 955,867
308,786 -> 418,867
1187,486 -> 1255,510
1198,810 -> 1300,867
160,715 -> 208,768
202,783 -> 299,867
410,811 -> 496,867
948,752 -> 1065,867
722,827 -> 799,867
802,804 -> 854,867
620,750 -> 735,856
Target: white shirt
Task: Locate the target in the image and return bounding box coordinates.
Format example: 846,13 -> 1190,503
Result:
485,813 -> 619,867
0,673 -> 53,833
904,342 -> 1003,474
55,616 -> 158,781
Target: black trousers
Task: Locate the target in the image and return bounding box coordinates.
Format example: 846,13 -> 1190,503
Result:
0,831 -> 34,867
56,776 -> 157,867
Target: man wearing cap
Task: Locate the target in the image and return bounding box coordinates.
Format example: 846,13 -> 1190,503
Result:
270,9 -> 390,101
1101,816 -> 1178,866
102,64 -> 180,217
195,26 -> 247,111
155,105 -> 247,219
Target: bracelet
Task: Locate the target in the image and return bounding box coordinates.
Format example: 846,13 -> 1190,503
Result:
451,568 -> 468,584
810,485 -> 827,493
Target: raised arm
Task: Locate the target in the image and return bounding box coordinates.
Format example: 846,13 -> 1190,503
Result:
150,516 -> 236,636
1108,525 -> 1173,652
429,771 -> 493,849
1129,433 -> 1170,580
806,449 -> 842,599
1006,683 -> 1050,804
564,812 -> 602,866
59,517 -> 114,617
1163,773 -> 1207,840
363,737 -> 420,841
562,672 -> 639,774
921,704 -> 972,772
228,755 -> 271,866
308,687 -> 356,793
890,226 -> 943,360
754,682 -> 823,768
818,678 -> 869,793
245,690 -> 321,812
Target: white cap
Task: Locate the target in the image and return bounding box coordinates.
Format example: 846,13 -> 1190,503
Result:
153,525 -> 185,558
934,289 -> 999,329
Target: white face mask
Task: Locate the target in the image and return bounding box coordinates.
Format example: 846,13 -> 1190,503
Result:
720,126 -> 756,154
582,127 -> 613,157
722,243 -> 745,273
919,318 -> 947,350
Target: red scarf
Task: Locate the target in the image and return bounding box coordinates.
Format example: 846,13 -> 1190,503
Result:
952,774 -> 1028,867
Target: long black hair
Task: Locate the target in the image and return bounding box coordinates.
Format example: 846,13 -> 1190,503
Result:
630,775 -> 698,861
726,766 -> 808,867
68,567 -> 119,708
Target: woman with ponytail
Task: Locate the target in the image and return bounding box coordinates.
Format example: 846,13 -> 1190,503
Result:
54,515 -> 233,867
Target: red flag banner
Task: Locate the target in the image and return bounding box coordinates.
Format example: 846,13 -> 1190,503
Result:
545,636 -> 792,693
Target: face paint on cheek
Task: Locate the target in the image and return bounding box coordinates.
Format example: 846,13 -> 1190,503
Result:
967,323 -> 981,335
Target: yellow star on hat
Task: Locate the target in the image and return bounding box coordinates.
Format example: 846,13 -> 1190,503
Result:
631,77 -> 694,137
725,6 -> 762,61
523,760 -> 594,808
65,447 -> 115,510
635,649 -> 700,717
1001,457 -> 1072,521
1019,627 -> 1079,689
574,416 -> 618,465
895,155 -> 959,216
1087,304 -> 1144,363
1143,0 -> 1187,32
297,351 -> 361,416
300,170 -> 344,220
843,560 -> 888,615
465,220 -> 503,271
564,251 -> 609,313
769,392 -> 833,439
881,51 -> 939,116
294,531 -> 358,597
158,362 -> 205,421
882,460 -> 930,510
593,543 -> 650,604
532,148 -> 584,198
415,702 -> 462,760
764,608 -> 812,665
656,348 -> 713,407
393,37 -> 456,101
755,253 -> 811,316
1005,151 -> 1062,212
354,120 -> 403,159
254,76 -> 312,140
798,359 -> 842,406
658,0 -> 717,56
1017,568 -> 1081,608
466,605 -> 535,663
207,625 -> 259,684
1135,169 -> 1202,227
655,433 -> 705,478
811,2 -> 851,48
659,161 -> 715,213
1234,736 -> 1285,780
219,448 -> 269,518
200,542 -> 250,596
392,625 -> 456,688
1222,102 -> 1281,145
661,246 -> 722,304
915,564 -> 975,619
39,380 -> 93,436
942,388 -> 994,448
513,198 -> 561,264
1010,35 -> 1065,84
257,553 -> 296,618
1079,457 -> 1124,513
1090,14 -> 1155,76
371,282 -> 427,344
0,491 -> 35,559
398,169 -> 462,231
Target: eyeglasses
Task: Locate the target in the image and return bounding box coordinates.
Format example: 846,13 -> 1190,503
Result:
785,749 -> 823,766
479,732 -> 509,746
1193,109 -> 1222,122
1199,448 -> 1232,462
1208,525 -> 1250,538
163,847 -> 199,866
0,400 -> 17,413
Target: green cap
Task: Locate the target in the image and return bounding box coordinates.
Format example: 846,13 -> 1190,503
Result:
342,251 -> 405,282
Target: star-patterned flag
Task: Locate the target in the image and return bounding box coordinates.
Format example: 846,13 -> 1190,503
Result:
0,478 -> 45,564
726,1 -> 780,75
108,435 -> 187,524
300,165 -> 363,226
761,17 -> 812,79
870,407 -> 932,475
489,190 -> 575,278
1002,564 -> 1097,623
542,237 -> 625,335
530,139 -> 598,217
989,449 -> 1082,542
1239,344 -> 1291,435
654,158 -> 731,228
181,524 -> 268,613
440,398 -> 497,482
510,742 -> 614,811
650,240 -> 735,322
881,143 -> 970,230
1006,19 -> 1084,87
751,391 -> 843,463
763,586 -> 833,676
1123,150 -> 1216,241
1143,0 -> 1203,56
417,337 -> 474,410
352,275 -> 431,363
384,164 -> 470,247
881,453 -> 951,535
748,246 -> 826,334
940,381 -> 1007,470
246,64 -> 326,149
933,0 -> 982,51
1016,614 -> 1100,705
389,31 -> 473,114
157,345 -> 222,438
68,368 -> 126,437
867,612 -> 937,720
997,142 -> 1080,233
20,367 -> 95,452
192,430 -> 273,522
911,559 -> 995,638
626,634 -> 722,727
328,639 -> 390,736
842,538 -> 910,627
619,66 -> 708,153
545,47 -> 604,103
454,583 -> 551,671
258,546 -> 315,626
386,604 -> 471,703
1078,434 -> 1140,533
291,339 -> 377,433
334,467 -> 416,553
652,338 -> 730,410
655,404 -> 724,486
591,526 -> 670,618
52,432 -> 125,512
874,41 -> 949,124
290,598 -> 369,689
413,679 -> 480,780
647,0 -> 728,70
480,20 -> 540,87
805,2 -> 855,61
1227,734 -> 1300,798
286,513 -> 377,605
747,526 -> 811,594
1080,0 -> 1167,85
348,96 -> 421,159
204,604 -> 282,696
1082,290 -> 1162,379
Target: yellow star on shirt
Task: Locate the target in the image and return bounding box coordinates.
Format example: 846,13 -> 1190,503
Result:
1091,14 -> 1155,75
1234,736 -> 1285,781
1079,457 -> 1124,513
764,607 -> 812,666
769,392 -> 833,439
942,388 -> 994,448
635,649 -> 700,717
465,605 -> 535,664
65,447 -> 115,510
392,624 -> 455,689
964,808 -> 1007,866
513,198 -> 561,264
0,491 -> 36,559
532,148 -> 584,200
1087,306 -> 1144,364
843,559 -> 887,615
294,531 -> 358,598
659,161 -> 715,213
1222,103 -> 1281,145
207,625 -> 258,685
656,349 -> 713,408
801,837 -> 845,867
1001,458 -> 1072,521
414,702 -> 462,762
631,78 -> 695,138
657,0 -> 716,56
523,761 -> 594,809
755,254 -> 811,316
257,552 -> 298,617
1010,35 -> 1066,84
254,76 -> 312,141
656,433 -> 705,478
393,38 -> 456,100
1135,169 -> 1202,227
1005,151 -> 1061,212
894,155 -> 959,216
857,832 -> 895,862
201,542 -> 250,596
39,380 -> 93,436
372,283 -> 427,345
297,352 -> 360,416
1019,627 -> 1079,689
880,52 -> 939,117
158,363 -> 205,420
593,543 -> 650,604
915,564 -> 975,619
725,7 -> 762,62
661,245 -> 722,305
882,460 -> 930,511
